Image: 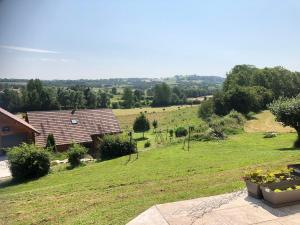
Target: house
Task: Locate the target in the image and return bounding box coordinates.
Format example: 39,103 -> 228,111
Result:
26,109 -> 122,151
0,108 -> 40,151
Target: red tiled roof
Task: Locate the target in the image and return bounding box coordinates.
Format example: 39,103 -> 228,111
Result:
0,107 -> 39,134
26,109 -> 121,147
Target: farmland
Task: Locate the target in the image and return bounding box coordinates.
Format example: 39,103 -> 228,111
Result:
1,110 -> 300,225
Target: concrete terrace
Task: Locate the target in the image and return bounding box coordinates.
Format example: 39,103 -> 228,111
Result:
127,191 -> 300,225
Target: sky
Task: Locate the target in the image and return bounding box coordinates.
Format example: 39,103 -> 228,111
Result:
0,0 -> 300,79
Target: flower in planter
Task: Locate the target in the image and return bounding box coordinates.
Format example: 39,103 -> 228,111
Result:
274,189 -> 282,193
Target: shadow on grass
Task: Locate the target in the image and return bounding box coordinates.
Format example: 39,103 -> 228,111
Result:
0,176 -> 40,189
134,137 -> 149,141
277,147 -> 300,151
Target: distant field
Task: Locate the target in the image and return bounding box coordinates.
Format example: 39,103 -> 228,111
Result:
244,111 -> 295,133
114,105 -> 198,131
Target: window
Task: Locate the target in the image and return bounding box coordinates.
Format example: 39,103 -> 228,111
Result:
2,126 -> 10,132
71,119 -> 78,124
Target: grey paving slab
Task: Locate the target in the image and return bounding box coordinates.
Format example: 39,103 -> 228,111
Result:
127,190 -> 300,225
0,156 -> 11,179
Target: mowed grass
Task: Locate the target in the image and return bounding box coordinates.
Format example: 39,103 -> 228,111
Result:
1,132 -> 300,225
244,110 -> 295,133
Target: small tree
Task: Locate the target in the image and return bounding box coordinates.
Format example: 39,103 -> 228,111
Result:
198,98 -> 213,121
133,113 -> 150,138
46,134 -> 57,152
269,95 -> 300,147
152,120 -> 158,132
67,144 -> 87,168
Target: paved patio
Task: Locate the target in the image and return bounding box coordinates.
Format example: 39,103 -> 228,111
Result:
0,156 -> 11,179
127,190 -> 300,225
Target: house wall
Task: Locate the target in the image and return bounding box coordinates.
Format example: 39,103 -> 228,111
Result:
0,113 -> 33,150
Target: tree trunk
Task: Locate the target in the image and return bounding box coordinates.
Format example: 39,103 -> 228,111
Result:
294,129 -> 300,148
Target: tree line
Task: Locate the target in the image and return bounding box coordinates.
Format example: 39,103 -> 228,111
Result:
200,65 -> 300,117
0,79 -> 211,112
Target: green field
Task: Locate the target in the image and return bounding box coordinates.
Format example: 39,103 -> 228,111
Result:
115,106 -> 199,150
1,131 -> 300,225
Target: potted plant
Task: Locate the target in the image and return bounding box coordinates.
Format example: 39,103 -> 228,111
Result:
243,168 -> 296,199
243,169 -> 266,199
261,180 -> 300,207
287,164 -> 300,177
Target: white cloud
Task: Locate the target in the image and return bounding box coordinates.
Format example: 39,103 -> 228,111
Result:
0,45 -> 60,54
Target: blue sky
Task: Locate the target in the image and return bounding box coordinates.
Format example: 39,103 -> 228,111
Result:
0,0 -> 299,79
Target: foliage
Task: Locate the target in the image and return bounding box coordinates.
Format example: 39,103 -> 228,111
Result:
269,95 -> 300,147
169,129 -> 174,138
243,168 -> 295,184
111,102 -> 120,109
46,134 -> 57,152
98,134 -> 136,160
152,119 -> 158,130
99,91 -> 110,108
122,87 -> 134,109
175,127 -> 188,137
211,65 -> 300,115
144,141 -> 151,148
7,143 -> 50,180
152,82 -> 172,106
133,113 -> 150,138
198,98 -> 214,120
67,144 -> 88,168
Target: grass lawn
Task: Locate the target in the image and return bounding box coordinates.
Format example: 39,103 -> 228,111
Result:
244,110 -> 295,133
1,132 -> 300,225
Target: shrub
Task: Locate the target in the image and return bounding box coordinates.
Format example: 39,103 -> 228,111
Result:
111,102 -> 120,109
175,127 -> 188,137
192,128 -> 224,141
226,110 -> 245,125
46,134 -> 57,152
198,98 -> 214,121
67,144 -> 88,167
98,135 -> 136,160
152,120 -> 158,130
144,141 -> 151,148
169,129 -> 174,138
7,143 -> 50,180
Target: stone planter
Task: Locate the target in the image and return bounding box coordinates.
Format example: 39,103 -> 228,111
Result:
245,180 -> 263,199
287,164 -> 300,177
261,180 -> 300,208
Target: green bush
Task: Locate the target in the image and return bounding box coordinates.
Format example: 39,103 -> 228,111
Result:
175,127 -> 188,137
226,110 -> 246,125
98,135 -> 136,160
7,143 -> 50,180
192,128 -> 224,141
46,134 -> 57,152
112,102 -> 120,109
198,98 -> 213,121
144,141 -> 151,148
67,144 -> 88,167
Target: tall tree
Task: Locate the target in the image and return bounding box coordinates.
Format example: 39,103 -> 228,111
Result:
269,95 -> 300,147
122,87 -> 134,108
99,91 -> 110,108
152,83 -> 171,106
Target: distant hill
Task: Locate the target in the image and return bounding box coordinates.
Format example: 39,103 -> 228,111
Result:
0,75 -> 224,89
